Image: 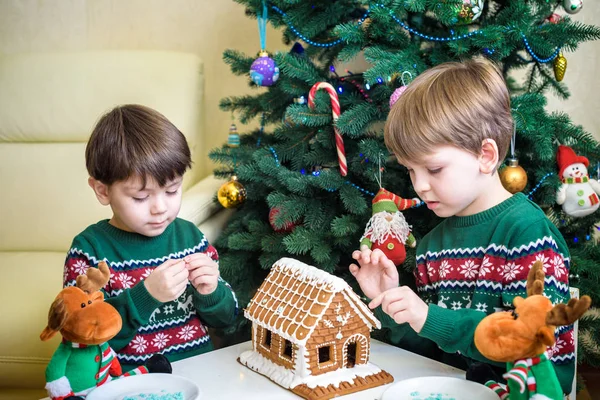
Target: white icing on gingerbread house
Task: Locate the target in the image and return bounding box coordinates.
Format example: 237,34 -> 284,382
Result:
239,258 -> 392,398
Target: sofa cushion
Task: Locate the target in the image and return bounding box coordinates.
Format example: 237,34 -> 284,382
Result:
0,51 -> 205,252
0,143 -> 109,252
0,251 -> 64,390
0,51 -> 203,146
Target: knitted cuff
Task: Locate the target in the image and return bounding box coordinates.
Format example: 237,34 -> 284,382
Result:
129,282 -> 163,321
192,281 -> 227,309
373,305 -> 396,329
418,304 -> 456,346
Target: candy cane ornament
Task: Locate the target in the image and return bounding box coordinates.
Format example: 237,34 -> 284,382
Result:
308,82 -> 348,176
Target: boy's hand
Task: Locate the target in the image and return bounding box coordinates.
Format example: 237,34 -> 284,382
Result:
185,253 -> 219,295
349,246 -> 399,300
369,286 -> 429,333
144,259 -> 189,303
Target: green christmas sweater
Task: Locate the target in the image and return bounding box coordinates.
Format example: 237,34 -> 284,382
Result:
374,193 -> 574,394
63,218 -> 238,369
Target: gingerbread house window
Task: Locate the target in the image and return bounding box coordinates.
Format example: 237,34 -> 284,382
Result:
283,339 -> 293,359
318,345 -> 331,363
262,328 -> 272,349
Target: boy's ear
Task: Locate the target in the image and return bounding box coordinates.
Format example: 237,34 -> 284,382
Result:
88,177 -> 110,206
479,139 -> 499,174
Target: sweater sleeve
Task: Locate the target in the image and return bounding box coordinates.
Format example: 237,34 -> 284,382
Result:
373,306 -> 441,361
45,343 -> 75,400
409,231 -> 498,364
503,219 -> 574,395
64,237 -> 162,352
418,304 -> 504,369
105,282 -> 162,351
191,244 -> 238,328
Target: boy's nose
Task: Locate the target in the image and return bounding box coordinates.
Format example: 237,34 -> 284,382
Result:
412,176 -> 430,194
151,197 -> 167,214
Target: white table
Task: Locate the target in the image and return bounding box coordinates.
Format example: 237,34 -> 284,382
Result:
173,339 -> 465,399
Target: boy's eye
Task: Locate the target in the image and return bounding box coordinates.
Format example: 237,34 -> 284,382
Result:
428,168 -> 442,175
166,190 -> 179,196
133,196 -> 149,202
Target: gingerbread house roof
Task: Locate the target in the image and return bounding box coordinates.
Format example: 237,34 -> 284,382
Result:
244,258 -> 380,346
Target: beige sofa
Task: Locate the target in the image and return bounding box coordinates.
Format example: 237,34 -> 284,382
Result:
0,51 -> 231,399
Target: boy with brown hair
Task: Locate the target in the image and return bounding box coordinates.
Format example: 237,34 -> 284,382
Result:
63,104 -> 238,372
349,59 -> 575,394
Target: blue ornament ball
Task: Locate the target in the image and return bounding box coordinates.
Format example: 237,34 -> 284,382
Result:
250,51 -> 280,87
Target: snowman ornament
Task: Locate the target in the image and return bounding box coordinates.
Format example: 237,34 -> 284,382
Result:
556,145 -> 600,217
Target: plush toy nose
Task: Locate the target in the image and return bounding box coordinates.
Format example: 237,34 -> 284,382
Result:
88,302 -> 122,339
66,301 -> 123,345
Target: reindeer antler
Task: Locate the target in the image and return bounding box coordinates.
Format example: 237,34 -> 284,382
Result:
546,295 -> 592,327
76,261 -> 110,293
526,261 -> 545,297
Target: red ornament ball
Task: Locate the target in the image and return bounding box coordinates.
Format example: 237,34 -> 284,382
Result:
546,13 -> 562,24
269,207 -> 296,233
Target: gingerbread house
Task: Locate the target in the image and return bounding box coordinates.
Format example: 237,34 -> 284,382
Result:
239,258 -> 393,400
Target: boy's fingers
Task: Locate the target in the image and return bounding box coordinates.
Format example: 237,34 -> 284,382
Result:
369,292 -> 385,309
173,281 -> 189,298
189,266 -> 218,279
391,310 -> 408,325
382,258 -> 396,271
186,259 -> 218,270
156,258 -> 180,270
375,250 -> 390,265
349,264 -> 360,276
185,259 -> 207,269
371,248 -> 386,264
385,297 -> 407,316
362,253 -> 371,264
169,261 -> 187,276
172,267 -> 190,283
192,275 -> 214,287
352,250 -> 362,260
184,253 -> 211,263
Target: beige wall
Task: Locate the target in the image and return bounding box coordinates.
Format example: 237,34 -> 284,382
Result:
0,0 -> 288,175
1,0 -> 598,175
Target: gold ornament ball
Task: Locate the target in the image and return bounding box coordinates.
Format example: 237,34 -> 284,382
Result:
500,158 -> 528,194
218,176 -> 247,208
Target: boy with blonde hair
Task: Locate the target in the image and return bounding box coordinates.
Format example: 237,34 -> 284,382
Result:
350,59 -> 574,394
63,104 -> 238,372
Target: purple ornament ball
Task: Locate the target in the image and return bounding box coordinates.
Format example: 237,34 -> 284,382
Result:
250,52 -> 280,87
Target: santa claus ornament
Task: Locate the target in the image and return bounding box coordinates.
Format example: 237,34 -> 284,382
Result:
556,145 -> 600,218
360,188 -> 420,265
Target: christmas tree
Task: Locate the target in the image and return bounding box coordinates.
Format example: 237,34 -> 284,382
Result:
210,0 -> 600,368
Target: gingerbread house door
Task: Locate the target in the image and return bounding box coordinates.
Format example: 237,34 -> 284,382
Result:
343,334 -> 368,368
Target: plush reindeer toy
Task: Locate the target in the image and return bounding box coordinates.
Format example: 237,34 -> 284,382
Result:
473,261 -> 591,400
40,261 -> 171,400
